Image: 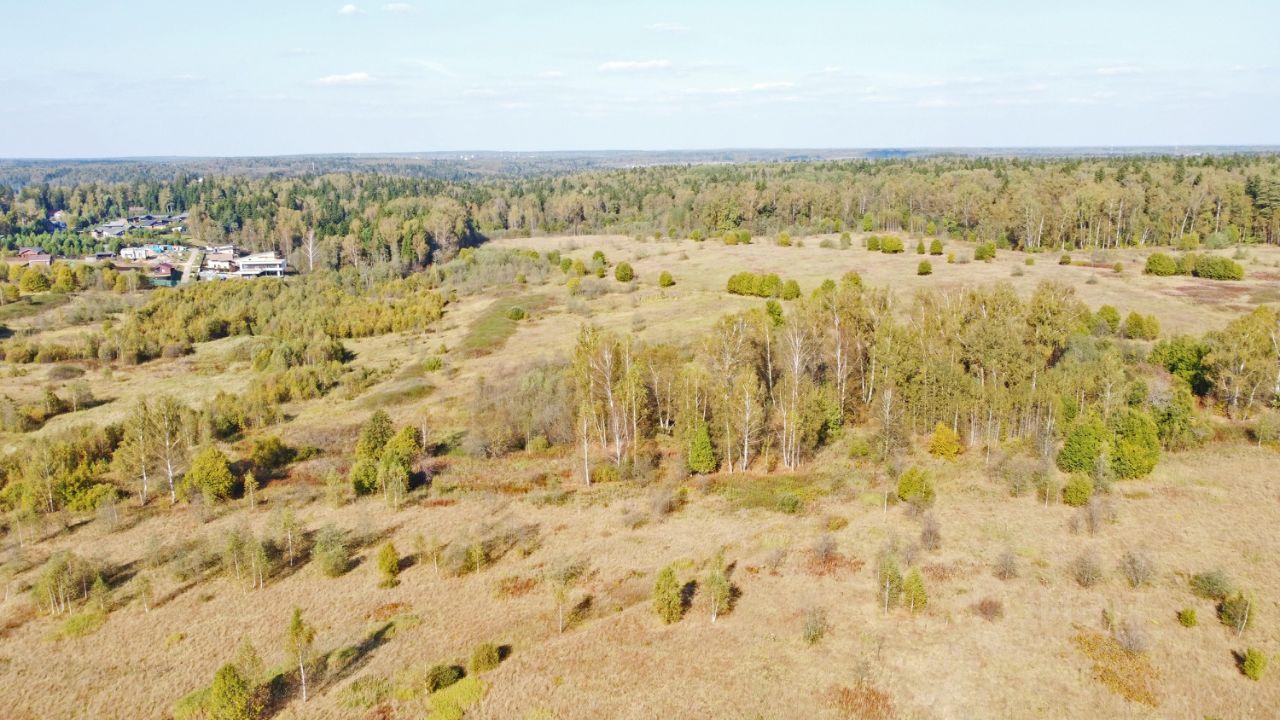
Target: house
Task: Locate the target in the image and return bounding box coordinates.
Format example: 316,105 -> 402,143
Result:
92,219 -> 129,240
206,251 -> 237,271
235,252 -> 287,277
148,262 -> 179,287
120,246 -> 152,262
83,251 -> 116,263
204,244 -> 236,255
6,247 -> 53,268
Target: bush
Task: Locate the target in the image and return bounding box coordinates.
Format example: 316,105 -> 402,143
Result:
895,467 -> 935,508
994,550 -> 1020,580
349,457 -> 378,495
1072,552 -> 1103,588
975,597 -> 1004,621
1122,312 -> 1159,340
424,664 -> 464,692
1060,253 -> 1072,265
780,279 -> 801,300
915,239 -> 926,254
866,236 -> 881,251
1057,414 -> 1107,474
377,542 -> 400,587
1177,608 -> 1197,627
802,606 -> 829,644
614,262 -> 634,282
658,271 -> 674,287
1109,408 -> 1160,479
916,260 -> 933,276
1241,648 -> 1268,681
974,242 -> 996,261
1193,255 -> 1244,280
1190,569 -> 1233,601
505,306 -> 526,321
776,493 -> 803,514
1095,305 -> 1121,334
1218,592 -> 1254,633
1062,475 -> 1094,507
1144,252 -> 1178,276
469,643 -> 501,674
1118,550 -> 1154,588
653,565 -> 683,624
314,525 -> 350,577
880,236 -> 904,254
929,238 -> 943,255
186,446 -> 236,503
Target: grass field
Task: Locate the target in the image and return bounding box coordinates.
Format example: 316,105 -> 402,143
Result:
1,231 -> 1278,719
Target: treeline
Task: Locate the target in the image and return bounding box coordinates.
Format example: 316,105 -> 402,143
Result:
473,278 -> 1277,484
0,268 -> 445,365
5,155 -> 1280,269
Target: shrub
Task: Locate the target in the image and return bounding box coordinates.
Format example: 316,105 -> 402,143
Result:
505,306 -> 526,321
1192,255 -> 1244,280
1095,305 -> 1121,334
994,550 -> 1020,580
916,260 -> 933,276
1241,648 -> 1268,681
974,242 -> 996,261
915,239 -> 926,254
1109,408 -> 1160,479
313,525 -> 350,577
802,606 -> 829,644
206,664 -> 254,720
1118,550 -> 1154,588
876,553 -> 904,608
653,565 -> 683,624
1122,312 -> 1159,340
186,446 -> 236,504
1057,414 -> 1107,473
1060,253 -> 1072,265
424,664 -> 463,692
686,420 -> 715,474
1072,552 -> 1103,588
895,467 -> 935,508
880,236 -> 904,254
920,514 -> 941,551
780,279 -> 801,300
1218,592 -> 1253,633
658,270 -> 674,287
776,493 -> 803,514
1190,569 -> 1233,601
469,643 -> 501,674
903,568 -> 927,613
926,423 -> 960,459
614,262 -> 634,282
349,457 -> 378,495
1177,608 -> 1197,627
866,236 -> 881,251
1112,618 -> 1150,654
1062,475 -> 1094,507
1144,253 -> 1178,276
929,238 -> 944,255
975,597 -> 1004,621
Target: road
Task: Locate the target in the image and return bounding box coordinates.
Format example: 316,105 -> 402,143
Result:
179,250 -> 202,284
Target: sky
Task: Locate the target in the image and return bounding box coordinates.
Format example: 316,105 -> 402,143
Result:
2,0 -> 1278,157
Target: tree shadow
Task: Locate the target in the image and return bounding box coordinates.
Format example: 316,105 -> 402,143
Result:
680,580 -> 698,613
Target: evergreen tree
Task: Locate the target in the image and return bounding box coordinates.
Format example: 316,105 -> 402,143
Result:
686,419 -> 715,474
652,565 -> 683,624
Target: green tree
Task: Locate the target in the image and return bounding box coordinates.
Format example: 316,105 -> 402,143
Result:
929,238 -> 943,255
186,446 -> 235,504
614,262 -> 634,282
377,542 -> 400,587
704,556 -> 732,623
927,422 -> 961,459
652,565 -> 683,624
1109,408 -> 1161,479
1057,414 -> 1107,474
903,568 -> 928,613
686,419 -> 715,474
207,663 -> 255,720
284,608 -> 316,703
355,410 -> 394,459
917,260 -> 933,276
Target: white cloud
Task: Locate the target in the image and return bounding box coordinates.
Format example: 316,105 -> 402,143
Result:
315,71 -> 376,86
750,81 -> 794,91
383,2 -> 413,12
338,4 -> 361,15
645,22 -> 689,33
598,59 -> 672,73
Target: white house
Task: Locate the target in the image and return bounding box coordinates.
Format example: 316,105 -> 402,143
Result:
235,252 -> 287,277
120,246 -> 151,261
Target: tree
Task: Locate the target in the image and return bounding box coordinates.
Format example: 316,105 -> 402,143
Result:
207,663 -> 255,720
929,238 -> 943,255
686,419 -> 715,474
377,542 -> 400,587
284,608 -> 316,703
117,400 -> 155,506
1109,408 -> 1160,478
652,565 -> 683,624
1057,414 -> 1107,473
152,395 -> 191,504
917,260 -> 932,276
614,262 -> 634,282
186,446 -> 235,504
355,410 -> 394,459
903,568 -> 928,613
704,556 -> 731,623
242,471 -> 259,509
927,422 -> 961,459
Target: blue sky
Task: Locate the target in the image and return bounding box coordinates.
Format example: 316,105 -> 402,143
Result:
2,0 -> 1277,157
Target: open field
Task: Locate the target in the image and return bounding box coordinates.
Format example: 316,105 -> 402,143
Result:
1,230 -> 1279,720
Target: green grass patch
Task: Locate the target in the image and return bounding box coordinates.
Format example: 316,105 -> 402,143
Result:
356,380 -> 434,409
710,474 -> 826,513
460,294 -> 547,357
427,676 -> 485,720
0,292 -> 72,323
53,610 -> 107,639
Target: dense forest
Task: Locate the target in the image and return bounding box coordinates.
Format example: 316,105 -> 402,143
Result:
4,155 -> 1280,267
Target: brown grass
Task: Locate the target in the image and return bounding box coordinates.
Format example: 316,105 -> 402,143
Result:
1072,628 -> 1161,707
